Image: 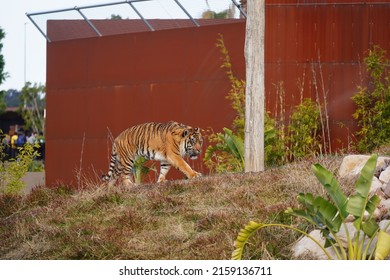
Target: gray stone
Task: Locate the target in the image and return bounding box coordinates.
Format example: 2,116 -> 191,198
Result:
379,219 -> 390,233
370,177 -> 383,196
383,181 -> 390,198
380,166 -> 390,184
291,230 -> 338,260
339,155 -> 390,179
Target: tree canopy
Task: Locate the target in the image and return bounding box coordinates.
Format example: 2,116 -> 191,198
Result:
0,27 -> 6,85
0,27 -> 7,114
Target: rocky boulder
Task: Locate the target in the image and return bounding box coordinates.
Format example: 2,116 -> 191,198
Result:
339,155 -> 390,179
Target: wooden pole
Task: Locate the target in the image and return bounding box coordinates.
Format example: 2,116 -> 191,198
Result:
244,0 -> 265,172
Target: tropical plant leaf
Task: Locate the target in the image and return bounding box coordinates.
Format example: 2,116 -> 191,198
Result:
355,154 -> 377,198
296,193 -> 314,210
264,126 -> 276,143
347,196 -> 366,217
223,128 -> 244,164
366,195 -> 381,214
232,221 -> 262,260
285,207 -> 317,226
313,196 -> 342,233
312,164 -> 348,218
375,230 -> 390,260
204,143 -> 221,162
232,220 -> 335,260
286,198 -> 339,248
361,218 -> 379,238
346,154 -> 378,220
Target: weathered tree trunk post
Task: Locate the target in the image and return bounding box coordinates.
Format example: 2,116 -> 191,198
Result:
244,0 -> 265,172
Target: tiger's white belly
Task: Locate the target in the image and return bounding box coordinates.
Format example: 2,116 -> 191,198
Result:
153,152 -> 167,161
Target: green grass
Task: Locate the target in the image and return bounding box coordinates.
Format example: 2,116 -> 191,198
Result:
0,156 -> 350,260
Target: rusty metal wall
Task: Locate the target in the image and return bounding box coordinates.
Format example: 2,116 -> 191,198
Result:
46,22 -> 245,186
46,2 -> 390,187
264,2 -> 390,151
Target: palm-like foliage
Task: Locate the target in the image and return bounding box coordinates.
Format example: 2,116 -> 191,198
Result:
233,154 -> 390,260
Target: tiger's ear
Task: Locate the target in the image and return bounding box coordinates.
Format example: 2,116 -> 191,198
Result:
194,127 -> 200,133
182,130 -> 189,137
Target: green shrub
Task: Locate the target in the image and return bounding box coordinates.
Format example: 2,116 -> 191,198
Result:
287,98 -> 321,160
0,143 -> 40,194
215,34 -> 245,139
352,46 -> 390,152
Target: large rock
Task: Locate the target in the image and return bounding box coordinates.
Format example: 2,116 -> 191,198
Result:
291,230 -> 338,260
379,219 -> 390,232
383,181 -> 390,198
370,176 -> 383,196
339,155 -> 390,179
380,199 -> 390,211
379,166 -> 390,184
292,224 -> 354,260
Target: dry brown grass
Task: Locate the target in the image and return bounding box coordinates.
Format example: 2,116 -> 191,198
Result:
0,155 -> 349,260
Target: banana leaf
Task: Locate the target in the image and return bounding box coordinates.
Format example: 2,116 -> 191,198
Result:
313,196 -> 342,233
375,230 -> 390,260
354,154 -> 378,198
346,154 -> 379,234
204,128 -> 244,166
312,163 -> 348,219
288,194 -> 341,247
222,128 -> 244,164
232,221 -> 262,260
232,220 -> 333,260
360,218 -> 379,238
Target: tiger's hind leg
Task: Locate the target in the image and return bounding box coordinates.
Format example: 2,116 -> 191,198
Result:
121,158 -> 135,187
157,161 -> 172,183
119,174 -> 133,187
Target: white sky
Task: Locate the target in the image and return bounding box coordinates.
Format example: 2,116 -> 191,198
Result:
0,0 -> 234,91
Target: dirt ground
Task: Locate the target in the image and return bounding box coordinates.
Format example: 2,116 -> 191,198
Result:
22,172 -> 45,193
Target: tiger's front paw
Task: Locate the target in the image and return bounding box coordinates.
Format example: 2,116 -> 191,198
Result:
193,171 -> 202,178
184,171 -> 202,180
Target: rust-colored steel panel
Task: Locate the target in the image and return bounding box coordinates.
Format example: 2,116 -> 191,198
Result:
46,2 -> 390,187
47,19 -> 246,41
46,22 -> 245,187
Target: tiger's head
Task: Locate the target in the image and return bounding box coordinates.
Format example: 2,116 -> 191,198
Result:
182,127 -> 203,160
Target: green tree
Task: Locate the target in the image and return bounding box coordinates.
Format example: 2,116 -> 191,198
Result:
0,27 -> 6,84
0,91 -> 5,114
4,89 -> 21,107
0,27 -> 7,114
202,2 -> 236,19
110,14 -> 122,20
19,82 -> 46,133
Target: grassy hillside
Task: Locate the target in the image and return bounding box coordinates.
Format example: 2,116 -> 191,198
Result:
0,156 -> 352,260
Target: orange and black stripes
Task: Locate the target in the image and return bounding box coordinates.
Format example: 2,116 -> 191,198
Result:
102,121 -> 203,185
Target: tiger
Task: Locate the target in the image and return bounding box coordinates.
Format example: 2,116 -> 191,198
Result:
102,121 -> 203,186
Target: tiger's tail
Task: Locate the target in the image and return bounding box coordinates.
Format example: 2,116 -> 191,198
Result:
102,146 -> 117,182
